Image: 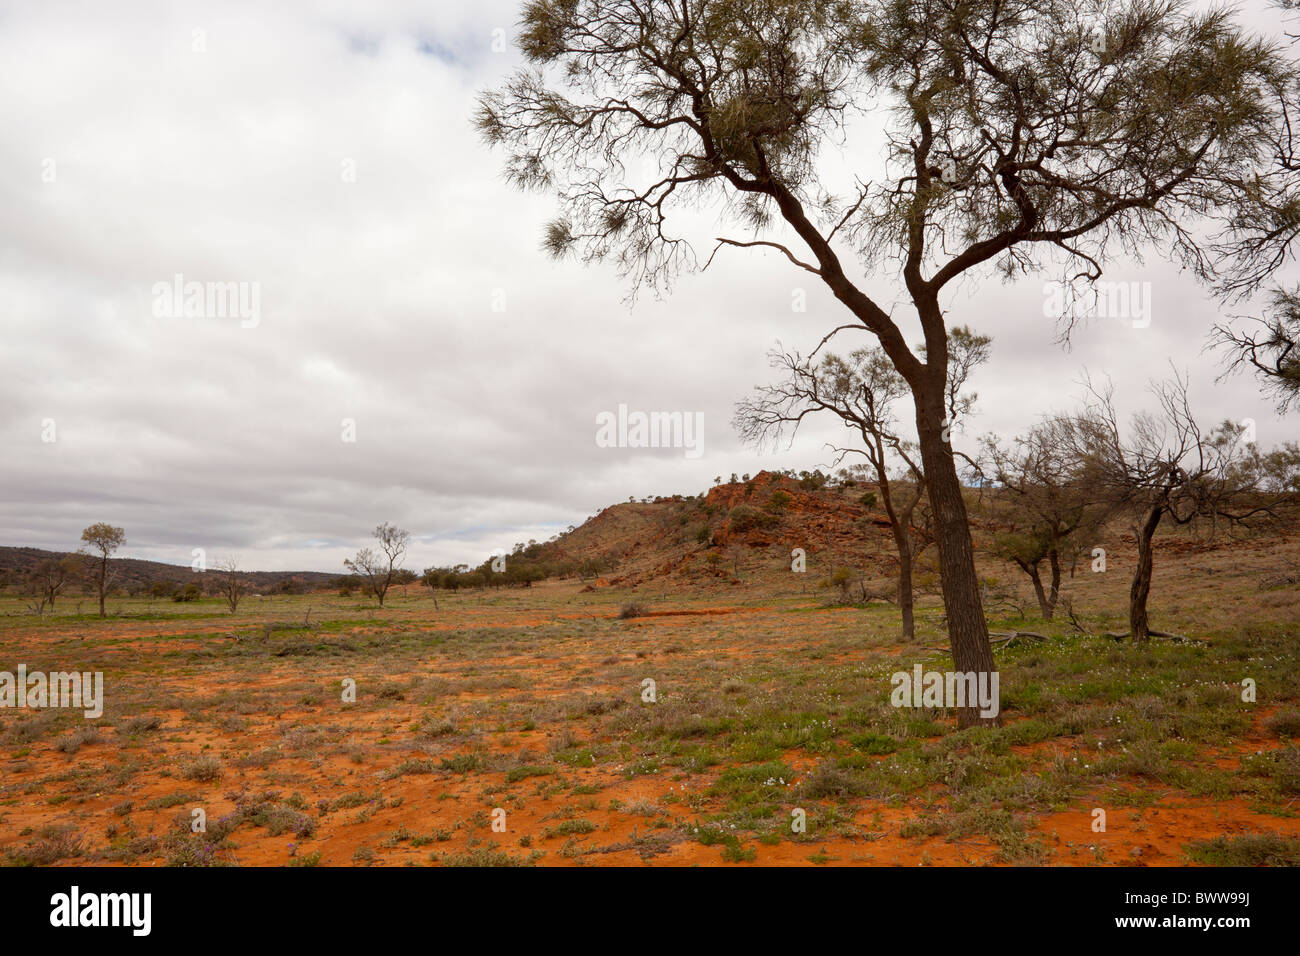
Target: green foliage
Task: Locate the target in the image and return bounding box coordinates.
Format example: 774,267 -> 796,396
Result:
798,470 -> 829,491
727,504 -> 777,533
764,490 -> 792,513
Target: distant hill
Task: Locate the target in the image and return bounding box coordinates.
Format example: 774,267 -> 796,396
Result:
0,470 -> 962,600
0,546 -> 338,597
531,469 -> 921,590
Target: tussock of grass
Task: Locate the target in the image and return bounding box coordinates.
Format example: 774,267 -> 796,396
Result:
179,755 -> 223,782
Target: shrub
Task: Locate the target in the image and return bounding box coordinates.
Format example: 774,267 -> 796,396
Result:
180,755 -> 223,782
727,504 -> 776,533
121,715 -> 161,735
1270,746 -> 1300,795
764,490 -> 792,513
55,726 -> 102,754
849,732 -> 900,755
1264,711 -> 1300,739
1186,834 -> 1300,866
5,826 -> 84,866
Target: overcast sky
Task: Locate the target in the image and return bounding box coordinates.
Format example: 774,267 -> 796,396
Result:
2,0 -> 1297,573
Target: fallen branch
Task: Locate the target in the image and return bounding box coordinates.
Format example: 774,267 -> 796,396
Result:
990,630 -> 1050,649
1101,630 -> 1207,645
1148,629 -> 1206,645
922,631 -> 1049,652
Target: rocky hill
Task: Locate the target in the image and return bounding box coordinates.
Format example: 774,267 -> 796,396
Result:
538,470 -> 920,590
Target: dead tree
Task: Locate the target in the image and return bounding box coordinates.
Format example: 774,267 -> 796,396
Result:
344,522 -> 411,608
1061,373 -> 1290,641
735,327 -> 989,640
216,557 -> 244,614
26,555 -> 83,613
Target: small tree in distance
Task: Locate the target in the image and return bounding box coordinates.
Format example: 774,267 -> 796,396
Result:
26,554 -> 83,614
80,523 -> 125,617
216,557 -> 244,614
345,523 -> 411,608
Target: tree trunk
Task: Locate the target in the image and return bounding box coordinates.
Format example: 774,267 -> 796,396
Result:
878,459 -> 916,643
1026,563 -> 1050,619
97,554 -> 107,617
913,392 -> 996,727
1129,506 -> 1163,643
896,539 -> 915,642
1045,549 -> 1061,621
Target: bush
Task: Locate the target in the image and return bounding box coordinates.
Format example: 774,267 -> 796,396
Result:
180,755 -> 224,782
1185,834 -> 1300,866
1264,711 -> 1300,739
5,826 -> 83,866
121,715 -> 161,735
55,726 -> 102,754
618,602 -> 648,620
1270,746 -> 1300,795
821,567 -> 859,602
727,504 -> 777,533
798,470 -> 829,491
849,732 -> 900,755
764,490 -> 792,513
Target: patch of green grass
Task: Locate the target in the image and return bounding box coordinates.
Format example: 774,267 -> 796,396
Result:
544,818 -> 597,838
436,753 -> 481,773
849,732 -> 899,755
1185,834 -> 1300,866
505,763 -> 554,783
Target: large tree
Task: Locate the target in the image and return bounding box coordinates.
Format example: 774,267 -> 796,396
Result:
478,0 -> 1300,724
1213,286 -> 1300,413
